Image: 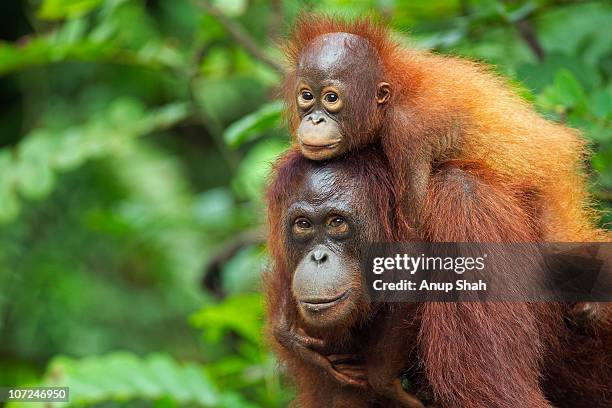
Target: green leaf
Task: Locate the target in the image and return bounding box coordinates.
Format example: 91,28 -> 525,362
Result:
582,123 -> 611,144
537,69 -> 587,114
146,103 -> 191,130
191,293 -> 264,345
517,53 -> 601,92
0,99 -> 190,225
52,128 -> 90,170
0,36 -> 183,77
537,2 -> 612,65
589,89 -> 612,120
193,188 -> 236,231
180,364 -> 218,406
15,162 -> 55,200
221,245 -> 267,294
38,0 -> 104,20
147,354 -> 191,402
211,0 -> 248,17
553,70 -> 586,107
0,151 -> 20,223
223,101 -> 283,149
15,131 -> 57,200
0,188 -> 21,224
16,352 -> 221,408
232,138 -> 288,202
505,1 -> 537,23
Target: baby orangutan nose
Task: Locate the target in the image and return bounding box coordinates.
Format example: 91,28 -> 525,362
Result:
307,112 -> 326,125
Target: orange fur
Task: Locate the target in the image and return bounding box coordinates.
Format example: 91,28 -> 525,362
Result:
265,150 -> 612,407
282,15 -> 608,242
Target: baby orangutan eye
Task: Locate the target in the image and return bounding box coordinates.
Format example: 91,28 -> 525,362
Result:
324,92 -> 338,103
320,89 -> 343,113
301,91 -> 314,100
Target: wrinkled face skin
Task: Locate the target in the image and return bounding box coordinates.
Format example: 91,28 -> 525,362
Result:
295,33 -> 391,160
285,165 -> 378,329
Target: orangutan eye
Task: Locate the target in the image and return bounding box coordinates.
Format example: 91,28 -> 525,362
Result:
328,216 -> 345,227
324,92 -> 338,103
301,91 -> 314,101
293,217 -> 314,237
294,217 -> 312,230
327,215 -> 349,235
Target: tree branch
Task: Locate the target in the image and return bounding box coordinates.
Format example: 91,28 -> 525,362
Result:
201,226 -> 267,297
514,19 -> 544,61
502,0 -> 544,61
195,0 -> 286,74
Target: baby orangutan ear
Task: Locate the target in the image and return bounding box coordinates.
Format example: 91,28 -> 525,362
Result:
376,82 -> 391,105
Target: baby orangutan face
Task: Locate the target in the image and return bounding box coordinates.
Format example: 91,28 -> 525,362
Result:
294,33 -> 391,160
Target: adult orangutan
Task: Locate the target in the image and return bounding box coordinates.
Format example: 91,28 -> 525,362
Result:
264,147 -> 612,407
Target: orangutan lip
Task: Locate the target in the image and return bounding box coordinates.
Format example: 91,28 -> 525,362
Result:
301,142 -> 340,151
300,291 -> 349,311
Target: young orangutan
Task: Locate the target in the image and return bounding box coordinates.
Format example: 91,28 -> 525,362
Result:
281,15 -> 606,245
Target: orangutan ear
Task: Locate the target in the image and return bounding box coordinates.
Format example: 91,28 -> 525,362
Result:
376,82 -> 391,105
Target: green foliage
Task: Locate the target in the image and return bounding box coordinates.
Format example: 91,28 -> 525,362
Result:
6,352 -> 255,408
0,0 -> 610,407
191,293 -> 264,345
190,293 -> 290,406
537,69 -> 587,115
0,8 -> 184,76
0,99 -> 189,223
224,101 -> 283,148
38,0 -> 105,21
233,138 -> 289,202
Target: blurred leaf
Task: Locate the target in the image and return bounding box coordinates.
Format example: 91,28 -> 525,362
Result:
38,0 -> 104,20
517,53 -> 601,92
504,1 -> 537,23
147,354 -> 192,402
0,35 -> 184,77
537,69 -> 587,114
181,363 -> 219,406
552,69 -> 586,108
11,352 -> 221,408
537,2 -> 612,65
222,245 -> 267,294
55,18 -> 89,44
193,188 -> 236,231
15,162 -> 55,200
14,130 -> 57,200
589,89 -> 612,120
0,99 -> 189,224
195,77 -> 268,125
0,151 -> 20,223
212,0 -> 248,17
224,101 -> 283,148
582,122 -> 611,144
191,293 -> 264,345
233,138 -> 288,202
